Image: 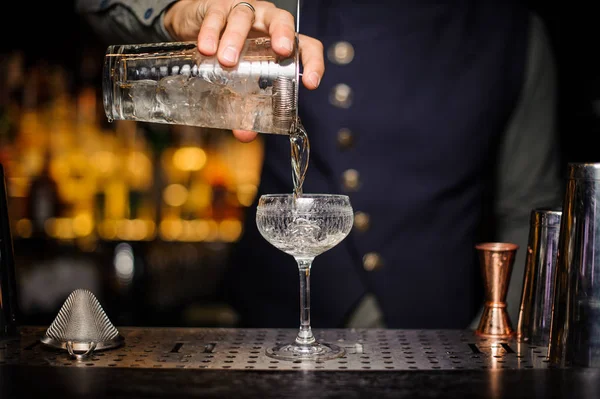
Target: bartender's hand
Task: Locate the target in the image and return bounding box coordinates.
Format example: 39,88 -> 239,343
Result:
164,0 -> 324,142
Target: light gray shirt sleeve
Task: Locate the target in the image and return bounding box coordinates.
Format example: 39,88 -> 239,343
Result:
75,0 -> 178,44
493,12 -> 563,324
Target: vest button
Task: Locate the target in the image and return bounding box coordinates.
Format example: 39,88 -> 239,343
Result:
342,169 -> 360,191
337,128 -> 354,149
353,211 -> 370,232
330,83 -> 353,108
327,41 -> 355,65
363,252 -> 384,271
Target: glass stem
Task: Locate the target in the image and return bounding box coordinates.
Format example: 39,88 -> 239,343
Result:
295,257 -> 315,346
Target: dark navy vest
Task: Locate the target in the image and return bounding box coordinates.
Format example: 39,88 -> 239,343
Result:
222,0 -> 529,329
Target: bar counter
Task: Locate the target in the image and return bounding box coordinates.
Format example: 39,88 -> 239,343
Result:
2,326 -> 600,398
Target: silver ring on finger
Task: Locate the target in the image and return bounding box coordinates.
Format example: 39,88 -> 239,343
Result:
232,1 -> 256,23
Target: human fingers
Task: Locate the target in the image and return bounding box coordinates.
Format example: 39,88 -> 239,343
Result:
298,34 -> 324,90
251,4 -> 324,89
216,1 -> 257,66
252,2 -> 296,57
232,129 -> 258,142
197,1 -> 230,55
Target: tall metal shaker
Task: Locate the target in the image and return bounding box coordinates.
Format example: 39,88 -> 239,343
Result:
549,163 -> 600,367
517,208 -> 561,347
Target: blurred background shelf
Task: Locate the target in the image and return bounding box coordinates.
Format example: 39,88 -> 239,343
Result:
0,6 -> 264,328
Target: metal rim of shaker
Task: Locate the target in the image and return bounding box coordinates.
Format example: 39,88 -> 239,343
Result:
567,162 -> 600,180
532,208 -> 562,226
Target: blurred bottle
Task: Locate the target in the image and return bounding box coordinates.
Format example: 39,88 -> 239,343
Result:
27,151 -> 61,238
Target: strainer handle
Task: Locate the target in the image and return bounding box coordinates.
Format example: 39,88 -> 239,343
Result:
66,341 -> 97,360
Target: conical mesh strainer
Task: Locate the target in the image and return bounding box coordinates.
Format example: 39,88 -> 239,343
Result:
40,289 -> 124,359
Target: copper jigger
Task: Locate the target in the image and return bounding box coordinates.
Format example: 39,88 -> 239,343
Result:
475,242 -> 519,339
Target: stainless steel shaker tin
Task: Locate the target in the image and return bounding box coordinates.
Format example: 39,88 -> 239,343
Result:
517,208 -> 561,347
549,163 -> 600,367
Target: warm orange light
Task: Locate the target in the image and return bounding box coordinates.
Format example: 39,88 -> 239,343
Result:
126,151 -> 152,189
90,151 -> 116,176
163,184 -> 189,207
44,217 -> 76,239
173,147 -> 207,171
73,213 -> 94,237
236,183 -> 258,207
219,219 -> 242,242
15,218 -> 32,238
159,218 -> 183,241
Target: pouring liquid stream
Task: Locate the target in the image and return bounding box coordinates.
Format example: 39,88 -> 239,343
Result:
290,120 -> 309,201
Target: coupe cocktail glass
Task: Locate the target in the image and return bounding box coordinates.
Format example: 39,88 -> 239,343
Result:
256,194 -> 354,361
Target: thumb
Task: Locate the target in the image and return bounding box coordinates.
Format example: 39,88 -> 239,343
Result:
232,129 -> 258,142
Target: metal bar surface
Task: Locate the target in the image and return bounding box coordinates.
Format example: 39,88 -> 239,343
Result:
1,327 -> 550,371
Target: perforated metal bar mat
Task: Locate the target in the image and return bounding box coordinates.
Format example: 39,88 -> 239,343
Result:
1,327 -> 550,371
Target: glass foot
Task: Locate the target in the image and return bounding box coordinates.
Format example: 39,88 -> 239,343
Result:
266,342 -> 345,361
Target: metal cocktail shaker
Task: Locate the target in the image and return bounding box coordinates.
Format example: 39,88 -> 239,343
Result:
0,164 -> 19,340
517,208 -> 561,347
102,37 -> 298,135
549,163 -> 600,367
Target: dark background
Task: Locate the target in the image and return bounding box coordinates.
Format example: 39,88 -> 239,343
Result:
1,1 -> 599,328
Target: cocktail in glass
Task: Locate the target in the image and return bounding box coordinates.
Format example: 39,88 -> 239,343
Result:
255,194 -> 354,361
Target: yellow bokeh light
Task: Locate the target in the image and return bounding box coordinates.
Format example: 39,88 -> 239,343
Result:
187,182 -> 212,209
49,156 -> 71,181
90,151 -> 116,176
180,220 -> 195,241
73,213 -> 94,237
236,183 -> 258,207
99,220 -> 118,240
68,152 -> 89,171
21,150 -> 44,176
8,177 -> 29,198
172,147 -> 207,171
206,220 -> 219,242
44,217 -> 75,240
191,219 -> 210,241
16,219 -> 32,238
219,219 -> 242,242
163,184 -> 189,207
159,219 -> 183,241
127,151 -> 152,188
